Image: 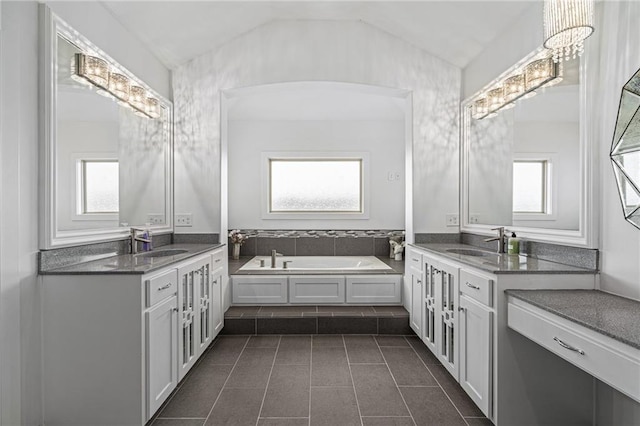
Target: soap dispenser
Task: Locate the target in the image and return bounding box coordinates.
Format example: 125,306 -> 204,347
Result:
507,232 -> 520,255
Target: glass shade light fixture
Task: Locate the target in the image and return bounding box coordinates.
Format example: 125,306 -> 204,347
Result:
487,87 -> 505,111
108,72 -> 131,102
504,74 -> 525,102
73,53 -> 109,89
471,98 -> 488,120
72,53 -> 161,119
525,58 -> 558,91
543,0 -> 594,63
129,86 -> 147,110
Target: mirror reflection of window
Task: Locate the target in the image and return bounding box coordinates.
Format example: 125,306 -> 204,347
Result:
513,160 -> 548,214
621,152 -> 640,207
81,160 -> 119,214
269,159 -> 362,212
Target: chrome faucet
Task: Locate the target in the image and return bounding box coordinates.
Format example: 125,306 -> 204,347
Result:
271,249 -> 282,268
484,227 -> 506,254
130,227 -> 152,254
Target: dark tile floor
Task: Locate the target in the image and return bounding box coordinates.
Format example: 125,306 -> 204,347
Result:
150,334 -> 493,426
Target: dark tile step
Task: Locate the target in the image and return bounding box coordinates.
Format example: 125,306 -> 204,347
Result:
222,315 -> 413,335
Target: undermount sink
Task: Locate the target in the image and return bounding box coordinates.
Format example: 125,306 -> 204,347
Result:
446,248 -> 498,258
136,249 -> 189,258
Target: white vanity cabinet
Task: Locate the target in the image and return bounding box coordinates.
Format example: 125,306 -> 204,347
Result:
407,245 -> 597,425
406,247 -> 423,337
41,247 -> 224,425
146,293 -> 179,418
458,269 -> 494,417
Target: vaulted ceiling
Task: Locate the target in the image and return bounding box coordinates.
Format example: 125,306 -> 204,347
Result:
102,1 -> 537,70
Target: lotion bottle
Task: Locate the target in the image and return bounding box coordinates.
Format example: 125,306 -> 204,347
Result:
507,232 -> 520,255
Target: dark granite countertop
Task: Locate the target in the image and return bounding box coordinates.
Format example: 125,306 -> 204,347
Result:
411,243 -> 597,275
40,243 -> 224,275
229,256 -> 404,275
506,290 -> 640,350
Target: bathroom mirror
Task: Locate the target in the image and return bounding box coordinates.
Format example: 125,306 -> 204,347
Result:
40,7 -> 173,248
611,68 -> 640,229
461,47 -> 595,247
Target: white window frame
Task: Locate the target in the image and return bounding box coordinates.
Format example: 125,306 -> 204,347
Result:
71,153 -> 119,222
512,153 -> 557,222
261,152 -> 370,220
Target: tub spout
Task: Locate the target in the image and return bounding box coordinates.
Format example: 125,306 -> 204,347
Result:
271,250 -> 282,268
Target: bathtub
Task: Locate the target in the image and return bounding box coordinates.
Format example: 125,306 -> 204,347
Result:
238,255 -> 392,271
232,256 -> 400,305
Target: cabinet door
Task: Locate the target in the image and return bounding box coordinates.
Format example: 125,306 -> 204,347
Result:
409,266 -> 423,338
146,296 -> 178,420
438,261 -> 459,379
422,257 -> 439,356
459,295 -> 493,417
177,256 -> 207,380
211,266 -> 224,337
195,258 -> 214,354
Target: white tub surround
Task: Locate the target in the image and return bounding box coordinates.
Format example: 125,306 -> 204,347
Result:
231,255 -> 402,305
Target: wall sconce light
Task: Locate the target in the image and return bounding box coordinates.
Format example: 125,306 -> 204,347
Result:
72,53 -> 161,119
544,0 -> 594,63
471,54 -> 560,120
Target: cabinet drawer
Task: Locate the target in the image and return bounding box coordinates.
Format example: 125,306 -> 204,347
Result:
407,249 -> 423,271
146,269 -> 178,307
460,269 -> 493,307
211,249 -> 224,268
508,297 -> 640,403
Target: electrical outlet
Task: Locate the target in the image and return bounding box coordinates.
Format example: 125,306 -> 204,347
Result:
175,213 -> 192,227
388,172 -> 395,181
470,215 -> 479,224
446,214 -> 459,226
147,214 -> 164,225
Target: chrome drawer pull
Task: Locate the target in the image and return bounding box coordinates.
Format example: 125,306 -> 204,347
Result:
412,257 -> 420,262
465,282 -> 480,290
553,337 -> 585,355
157,283 -> 172,291
417,279 -> 422,284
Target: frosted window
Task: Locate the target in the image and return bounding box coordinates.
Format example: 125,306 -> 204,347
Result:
513,161 -> 547,213
622,152 -> 640,207
83,160 -> 119,213
270,160 -> 362,212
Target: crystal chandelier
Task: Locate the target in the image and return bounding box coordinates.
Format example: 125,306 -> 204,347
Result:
543,0 -> 594,63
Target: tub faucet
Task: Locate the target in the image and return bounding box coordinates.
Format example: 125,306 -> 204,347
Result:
484,227 -> 506,254
271,250 -> 282,268
130,227 -> 152,254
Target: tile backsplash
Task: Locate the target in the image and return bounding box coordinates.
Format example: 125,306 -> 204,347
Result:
229,230 -> 405,257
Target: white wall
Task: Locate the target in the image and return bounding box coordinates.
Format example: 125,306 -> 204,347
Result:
173,19 -> 461,235
463,1 -> 640,421
227,84 -> 406,230
228,119 -> 405,229
0,2 -> 171,424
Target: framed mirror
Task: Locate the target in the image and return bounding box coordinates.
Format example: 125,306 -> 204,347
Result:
611,68 -> 640,229
461,47 -> 595,247
40,6 -> 173,249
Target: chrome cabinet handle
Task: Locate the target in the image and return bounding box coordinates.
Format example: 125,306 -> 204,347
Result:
412,257 -> 420,262
157,283 -> 172,291
553,337 -> 585,355
214,258 -> 221,263
417,279 -> 422,284
465,282 -> 480,290
458,307 -> 466,312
